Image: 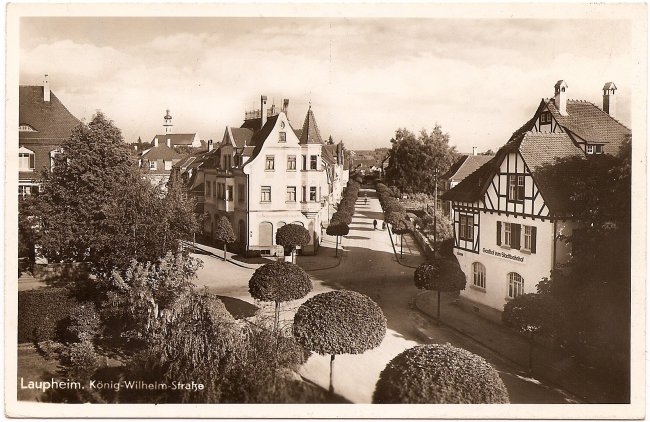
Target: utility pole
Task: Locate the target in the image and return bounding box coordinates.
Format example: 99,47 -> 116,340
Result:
433,168 -> 439,257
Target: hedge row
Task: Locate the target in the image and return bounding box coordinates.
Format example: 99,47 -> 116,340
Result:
330,180 -> 361,226
376,183 -> 407,227
18,287 -> 78,343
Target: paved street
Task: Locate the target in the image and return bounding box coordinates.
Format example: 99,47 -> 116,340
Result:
194,188 -> 578,404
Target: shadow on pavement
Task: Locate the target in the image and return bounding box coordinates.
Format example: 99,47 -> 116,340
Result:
214,295 -> 258,319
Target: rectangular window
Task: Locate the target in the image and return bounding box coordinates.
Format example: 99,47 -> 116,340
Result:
164,160 -> 172,171
459,214 -> 474,241
261,186 -> 271,202
238,184 -> 245,203
287,155 -> 297,170
286,186 -> 296,202
265,155 -> 275,170
302,155 -> 307,170
595,145 -> 604,154
586,145 -> 594,154
309,186 -> 317,202
279,132 -> 286,143
508,273 -> 525,299
19,153 -> 35,171
472,263 -> 486,289
310,155 -> 318,170
226,186 -> 233,201
149,161 -> 157,170
523,225 -> 532,250
504,222 -> 512,246
508,174 -> 525,202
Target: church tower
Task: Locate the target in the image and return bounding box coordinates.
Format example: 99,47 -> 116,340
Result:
163,109 -> 173,134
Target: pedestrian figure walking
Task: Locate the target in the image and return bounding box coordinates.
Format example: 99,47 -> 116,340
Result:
373,219 -> 378,230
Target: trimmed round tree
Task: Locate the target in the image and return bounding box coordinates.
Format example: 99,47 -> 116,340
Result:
249,261 -> 312,332
326,221 -> 349,257
213,215 -> 236,261
502,293 -> 563,371
414,257 -> 466,321
293,290 -> 387,393
373,344 -> 510,404
276,224 -> 311,263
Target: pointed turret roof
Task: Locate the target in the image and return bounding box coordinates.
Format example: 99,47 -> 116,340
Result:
299,105 -> 324,144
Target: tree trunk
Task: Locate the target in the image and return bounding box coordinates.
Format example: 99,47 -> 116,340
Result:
437,290 -> 441,321
274,301 -> 280,334
335,236 -> 339,257
223,242 -> 228,261
329,354 -> 336,394
400,234 -> 403,257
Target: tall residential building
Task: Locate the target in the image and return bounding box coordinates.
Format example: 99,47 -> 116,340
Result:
442,80 -> 631,318
202,95 -> 346,256
19,75 -> 80,196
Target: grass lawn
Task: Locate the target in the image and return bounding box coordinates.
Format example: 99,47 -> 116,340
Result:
17,343 -> 61,402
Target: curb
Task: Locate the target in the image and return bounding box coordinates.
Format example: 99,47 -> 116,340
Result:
186,242 -> 262,270
412,291 -> 588,404
299,238 -> 345,272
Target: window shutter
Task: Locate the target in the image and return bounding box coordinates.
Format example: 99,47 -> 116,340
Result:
496,221 -> 501,246
531,226 -> 537,253
512,224 -> 521,250
29,154 -> 35,169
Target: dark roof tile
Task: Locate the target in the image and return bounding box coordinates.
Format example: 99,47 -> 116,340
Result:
19,86 -> 80,142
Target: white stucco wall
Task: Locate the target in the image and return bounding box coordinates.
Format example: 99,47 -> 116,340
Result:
455,211 -> 555,312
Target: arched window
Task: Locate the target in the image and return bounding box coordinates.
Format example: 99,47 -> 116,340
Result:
259,222 -> 273,246
472,262 -> 486,289
507,272 -> 524,299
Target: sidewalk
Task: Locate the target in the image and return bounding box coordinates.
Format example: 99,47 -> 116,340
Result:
386,227 -> 426,269
188,241 -> 266,270
414,291 -> 628,403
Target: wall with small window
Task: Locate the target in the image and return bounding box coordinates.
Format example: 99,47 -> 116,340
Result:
455,211 -> 556,313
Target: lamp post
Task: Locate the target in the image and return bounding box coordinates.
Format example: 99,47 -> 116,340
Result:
433,168 -> 439,257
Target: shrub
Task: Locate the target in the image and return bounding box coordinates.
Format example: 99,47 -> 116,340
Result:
373,344 -> 510,404
18,287 -> 78,343
60,340 -> 101,380
414,258 -> 466,320
503,293 -> 564,370
293,290 -> 387,393
276,224 -> 311,259
293,290 -> 386,356
68,302 -> 101,342
249,261 -> 312,304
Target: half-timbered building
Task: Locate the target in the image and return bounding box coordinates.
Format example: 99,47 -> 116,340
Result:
442,80 -> 631,316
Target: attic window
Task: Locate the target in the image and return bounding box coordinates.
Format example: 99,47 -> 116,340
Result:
19,124 -> 36,132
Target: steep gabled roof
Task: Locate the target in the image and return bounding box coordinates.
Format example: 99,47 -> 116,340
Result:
19,86 -> 80,142
442,131 -> 584,212
322,144 -> 336,165
141,144 -> 186,161
230,128 -> 254,147
442,154 -> 493,182
242,115 -> 280,167
546,98 -> 630,148
299,106 -> 324,144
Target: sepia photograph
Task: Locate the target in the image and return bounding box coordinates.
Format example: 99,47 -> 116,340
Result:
5,2 -> 647,419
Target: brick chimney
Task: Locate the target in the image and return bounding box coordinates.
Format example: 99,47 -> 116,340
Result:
261,95 -> 268,127
282,98 -> 289,118
554,80 -> 568,116
472,146 -> 477,156
43,74 -> 50,102
208,139 -> 214,152
603,82 -> 617,118
154,137 -> 159,147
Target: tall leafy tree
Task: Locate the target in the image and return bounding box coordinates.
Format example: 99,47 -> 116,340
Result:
28,112 -> 198,283
534,138 -> 631,373
385,125 -> 458,194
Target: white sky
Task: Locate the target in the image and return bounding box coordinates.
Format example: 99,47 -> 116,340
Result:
20,16 -> 635,152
